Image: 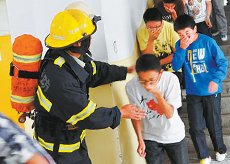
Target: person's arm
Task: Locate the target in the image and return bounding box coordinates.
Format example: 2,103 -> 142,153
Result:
76,104 -> 145,130
155,92 -> 174,119
141,37 -> 155,54
205,1 -> 212,28
125,81 -> 146,157
171,10 -> 178,22
145,82 -> 174,119
160,54 -> 173,65
160,23 -> 179,65
208,81 -> 219,93
89,60 -> 128,87
150,72 -> 181,118
169,26 -> 181,69
131,119 -> 146,157
120,104 -> 145,120
127,64 -> 136,73
208,40 -> 229,93
171,41 -> 187,71
181,0 -> 186,5
26,153 -> 50,164
159,47 -> 177,65
140,26 -> 162,55
177,0 -> 185,16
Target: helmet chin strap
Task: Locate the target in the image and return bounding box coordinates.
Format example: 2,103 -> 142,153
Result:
86,50 -> 92,57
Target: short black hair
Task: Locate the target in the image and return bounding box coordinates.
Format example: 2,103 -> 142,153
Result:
136,54 -> 162,73
143,8 -> 162,23
163,0 -> 176,3
174,14 -> 196,32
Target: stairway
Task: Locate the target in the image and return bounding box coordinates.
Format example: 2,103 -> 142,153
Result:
179,5 -> 230,164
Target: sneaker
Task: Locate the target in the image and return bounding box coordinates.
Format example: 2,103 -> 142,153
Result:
212,31 -> 220,36
221,34 -> 228,41
200,156 -> 211,164
216,152 -> 227,162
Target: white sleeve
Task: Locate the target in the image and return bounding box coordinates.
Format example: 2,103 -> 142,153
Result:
125,82 -> 142,108
126,84 -> 136,104
164,74 -> 182,110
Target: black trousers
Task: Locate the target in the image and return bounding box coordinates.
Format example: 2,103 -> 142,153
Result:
144,138 -> 189,164
186,94 -> 226,159
196,21 -> 212,37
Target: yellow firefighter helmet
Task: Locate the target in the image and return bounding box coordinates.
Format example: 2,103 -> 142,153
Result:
45,9 -> 96,49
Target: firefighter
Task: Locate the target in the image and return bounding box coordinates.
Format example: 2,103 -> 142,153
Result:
34,6 -> 145,164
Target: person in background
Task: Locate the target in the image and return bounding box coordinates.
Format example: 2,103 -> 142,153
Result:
184,0 -> 212,37
34,4 -> 145,164
210,0 -> 228,41
155,0 -> 184,23
172,14 -> 228,164
137,7 -> 183,86
126,54 -> 189,164
0,112 -> 56,164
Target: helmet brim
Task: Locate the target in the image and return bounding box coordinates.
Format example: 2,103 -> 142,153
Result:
45,22 -> 97,49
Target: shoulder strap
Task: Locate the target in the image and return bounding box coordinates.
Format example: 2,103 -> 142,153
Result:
10,62 -> 39,79
39,50 -> 80,84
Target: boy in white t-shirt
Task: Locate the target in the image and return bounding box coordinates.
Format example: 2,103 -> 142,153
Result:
184,0 -> 212,36
126,54 -> 189,164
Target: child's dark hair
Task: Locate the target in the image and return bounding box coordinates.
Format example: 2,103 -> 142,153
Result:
163,0 -> 176,3
136,54 -> 162,73
143,8 -> 162,23
174,14 -> 196,32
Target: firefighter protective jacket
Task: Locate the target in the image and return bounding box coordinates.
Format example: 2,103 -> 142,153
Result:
34,49 -> 127,164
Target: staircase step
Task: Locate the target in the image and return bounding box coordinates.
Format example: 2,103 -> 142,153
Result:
220,95 -> 230,113
224,5 -> 230,12
226,55 -> 230,63
223,68 -> 230,82
221,81 -> 230,96
213,34 -> 230,46
219,44 -> 230,56
224,10 -> 230,21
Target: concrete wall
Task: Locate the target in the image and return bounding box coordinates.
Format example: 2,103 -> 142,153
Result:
5,0 -> 147,63
85,1 -> 154,162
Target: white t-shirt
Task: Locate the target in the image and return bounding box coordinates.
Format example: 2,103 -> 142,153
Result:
184,0 -> 211,23
126,71 -> 185,143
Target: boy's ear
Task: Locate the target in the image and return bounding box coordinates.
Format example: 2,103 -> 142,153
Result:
160,69 -> 164,74
194,25 -> 197,33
